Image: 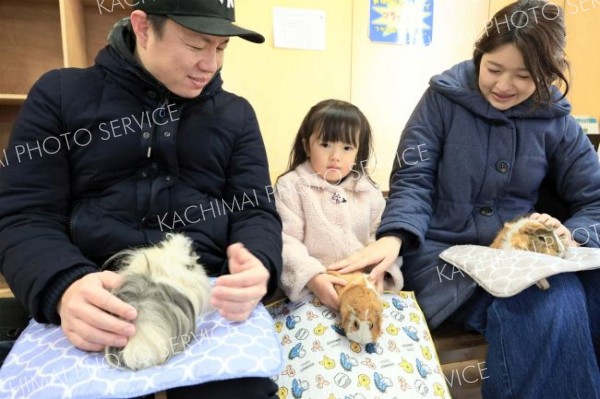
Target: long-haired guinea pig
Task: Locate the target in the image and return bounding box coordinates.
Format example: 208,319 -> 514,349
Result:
491,217 -> 569,290
328,271 -> 382,344
103,233 -> 212,370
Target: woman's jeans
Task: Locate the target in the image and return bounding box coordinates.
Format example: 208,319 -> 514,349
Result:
454,269 -> 600,399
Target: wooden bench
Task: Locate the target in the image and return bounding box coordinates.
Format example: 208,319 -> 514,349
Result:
432,323 -> 487,399
0,274 -> 13,299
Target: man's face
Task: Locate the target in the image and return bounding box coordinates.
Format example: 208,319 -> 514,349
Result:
138,18 -> 228,98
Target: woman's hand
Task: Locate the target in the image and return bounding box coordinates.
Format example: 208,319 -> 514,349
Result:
327,236 -> 402,284
306,273 -> 347,310
529,212 -> 577,247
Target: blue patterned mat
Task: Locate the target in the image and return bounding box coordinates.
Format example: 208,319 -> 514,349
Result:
0,305 -> 283,399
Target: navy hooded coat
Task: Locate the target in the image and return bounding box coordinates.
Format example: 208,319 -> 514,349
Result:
377,60 -> 600,328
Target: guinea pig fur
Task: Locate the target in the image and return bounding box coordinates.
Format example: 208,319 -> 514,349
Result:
104,233 -> 211,370
330,271 -> 382,344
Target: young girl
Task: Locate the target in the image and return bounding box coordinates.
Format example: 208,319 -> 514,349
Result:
275,99 -> 403,310
331,1 -> 600,398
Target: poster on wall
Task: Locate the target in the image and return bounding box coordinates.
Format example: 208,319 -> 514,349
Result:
273,7 -> 326,50
369,0 -> 434,46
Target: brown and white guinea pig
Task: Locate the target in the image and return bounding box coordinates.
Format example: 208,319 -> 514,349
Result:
490,217 -> 569,290
328,271 -> 382,344
103,233 -> 212,370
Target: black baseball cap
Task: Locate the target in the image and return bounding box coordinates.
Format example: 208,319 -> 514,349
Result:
134,0 -> 265,43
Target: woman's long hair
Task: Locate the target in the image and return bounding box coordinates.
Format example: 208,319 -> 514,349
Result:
473,0 -> 570,104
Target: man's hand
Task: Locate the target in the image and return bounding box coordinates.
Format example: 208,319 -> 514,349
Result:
306,273 -> 347,310
328,236 -> 402,284
58,271 -> 137,352
212,243 -> 270,322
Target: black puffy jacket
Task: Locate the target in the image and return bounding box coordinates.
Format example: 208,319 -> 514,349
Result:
0,22 -> 282,324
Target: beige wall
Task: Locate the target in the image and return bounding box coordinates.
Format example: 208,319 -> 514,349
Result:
229,1 -> 599,187
564,1 -> 600,119
486,0 -> 599,123
225,1 -> 353,183
350,0 -> 490,188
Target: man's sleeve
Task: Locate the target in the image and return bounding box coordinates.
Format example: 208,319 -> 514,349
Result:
223,99 -> 282,296
0,70 -> 97,324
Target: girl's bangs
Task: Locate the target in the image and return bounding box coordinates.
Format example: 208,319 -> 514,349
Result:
313,119 -> 360,147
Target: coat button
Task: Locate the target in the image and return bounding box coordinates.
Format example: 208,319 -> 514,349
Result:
480,207 -> 494,216
164,131 -> 171,137
496,161 -> 509,173
142,132 -> 151,139
165,175 -> 172,181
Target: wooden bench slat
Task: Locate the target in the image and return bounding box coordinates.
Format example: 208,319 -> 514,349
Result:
0,274 -> 14,298
433,325 -> 487,399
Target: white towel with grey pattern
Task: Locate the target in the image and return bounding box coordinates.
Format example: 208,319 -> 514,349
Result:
440,246 -> 600,297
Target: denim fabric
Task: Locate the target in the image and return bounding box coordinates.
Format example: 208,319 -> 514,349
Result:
578,269 -> 600,362
455,272 -> 600,399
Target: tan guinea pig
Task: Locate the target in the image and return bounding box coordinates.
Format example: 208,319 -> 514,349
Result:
328,271 -> 382,344
490,217 -> 569,290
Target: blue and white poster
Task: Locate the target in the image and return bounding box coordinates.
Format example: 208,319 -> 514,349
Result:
370,0 -> 434,46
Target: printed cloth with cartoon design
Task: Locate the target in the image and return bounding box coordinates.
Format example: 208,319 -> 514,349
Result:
267,292 -> 450,399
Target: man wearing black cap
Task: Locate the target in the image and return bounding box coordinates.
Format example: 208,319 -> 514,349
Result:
0,1 -> 280,397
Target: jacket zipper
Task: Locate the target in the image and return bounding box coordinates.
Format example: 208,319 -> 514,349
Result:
146,98 -> 170,159
69,203 -> 82,238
